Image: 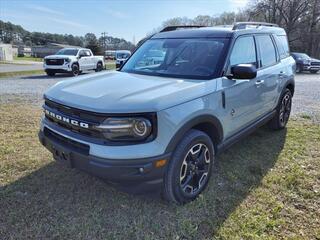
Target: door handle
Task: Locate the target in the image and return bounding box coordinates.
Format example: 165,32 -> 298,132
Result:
255,80 -> 264,86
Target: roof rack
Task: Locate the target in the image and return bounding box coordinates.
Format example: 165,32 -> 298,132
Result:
160,25 -> 207,33
232,22 -> 279,30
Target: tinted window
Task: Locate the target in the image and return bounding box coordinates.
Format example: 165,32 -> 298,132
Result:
256,35 -> 277,67
229,36 -> 257,67
121,38 -> 228,79
85,50 -> 91,56
275,35 -> 290,59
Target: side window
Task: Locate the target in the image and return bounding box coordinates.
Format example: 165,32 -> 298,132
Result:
85,50 -> 91,56
79,50 -> 85,56
256,35 -> 277,67
229,36 -> 257,67
274,35 -> 290,59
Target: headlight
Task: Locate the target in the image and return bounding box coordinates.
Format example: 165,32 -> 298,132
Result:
65,58 -> 71,63
95,117 -> 153,141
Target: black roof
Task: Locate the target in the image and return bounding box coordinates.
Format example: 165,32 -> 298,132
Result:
151,26 -> 286,39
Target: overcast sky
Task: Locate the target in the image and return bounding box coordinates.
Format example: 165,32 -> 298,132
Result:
1,0 -> 249,43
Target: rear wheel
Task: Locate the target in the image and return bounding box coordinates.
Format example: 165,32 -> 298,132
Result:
71,63 -> 79,76
163,129 -> 214,204
95,62 -> 103,72
269,88 -> 292,130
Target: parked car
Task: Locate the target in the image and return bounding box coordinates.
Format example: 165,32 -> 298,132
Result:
291,52 -> 320,73
39,22 -> 295,204
43,48 -> 105,76
105,50 -> 116,60
115,50 -> 131,68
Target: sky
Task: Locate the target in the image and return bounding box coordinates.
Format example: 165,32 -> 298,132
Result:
0,0 -> 249,43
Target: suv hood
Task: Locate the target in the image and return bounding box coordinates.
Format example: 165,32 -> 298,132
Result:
45,55 -> 74,59
45,71 -> 217,113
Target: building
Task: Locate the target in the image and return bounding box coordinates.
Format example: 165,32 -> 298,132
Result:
32,43 -> 80,58
0,44 -> 13,61
18,46 -> 32,57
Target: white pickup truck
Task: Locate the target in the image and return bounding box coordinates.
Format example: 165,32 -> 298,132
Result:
43,48 -> 105,76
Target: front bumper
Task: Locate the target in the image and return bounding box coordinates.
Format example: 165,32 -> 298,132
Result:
301,64 -> 320,71
38,129 -> 170,191
44,64 -> 72,72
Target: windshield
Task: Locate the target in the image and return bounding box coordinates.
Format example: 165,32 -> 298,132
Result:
117,53 -> 130,59
121,38 -> 228,79
56,49 -> 79,56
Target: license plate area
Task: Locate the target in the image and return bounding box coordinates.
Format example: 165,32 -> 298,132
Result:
52,145 -> 73,168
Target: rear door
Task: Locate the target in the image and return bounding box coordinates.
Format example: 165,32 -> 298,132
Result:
255,34 -> 281,115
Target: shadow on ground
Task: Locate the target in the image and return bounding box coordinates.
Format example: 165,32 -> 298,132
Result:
1,126 -> 287,239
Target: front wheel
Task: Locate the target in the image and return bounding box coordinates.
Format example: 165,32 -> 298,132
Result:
163,129 -> 214,204
46,71 -> 55,76
71,63 -> 80,76
269,88 -> 292,130
310,70 -> 319,74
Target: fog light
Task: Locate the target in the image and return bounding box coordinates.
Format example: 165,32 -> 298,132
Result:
155,159 -> 167,168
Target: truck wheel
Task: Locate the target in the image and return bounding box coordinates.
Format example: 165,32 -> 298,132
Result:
269,88 -> 292,130
46,71 -> 55,76
95,62 -> 103,72
163,129 -> 214,204
71,63 -> 79,76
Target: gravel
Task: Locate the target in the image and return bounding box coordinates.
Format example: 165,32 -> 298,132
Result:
0,72 -> 319,120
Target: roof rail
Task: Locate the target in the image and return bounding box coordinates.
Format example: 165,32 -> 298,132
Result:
160,25 -> 207,33
232,22 -> 279,30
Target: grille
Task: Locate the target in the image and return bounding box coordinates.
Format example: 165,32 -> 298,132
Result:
311,61 -> 320,66
46,59 -> 64,65
44,99 -> 104,139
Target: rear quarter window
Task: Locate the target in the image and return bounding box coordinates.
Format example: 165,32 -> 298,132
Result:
256,35 -> 277,68
274,35 -> 290,59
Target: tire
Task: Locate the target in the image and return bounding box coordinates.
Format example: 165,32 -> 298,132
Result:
269,88 -> 292,130
46,71 -> 55,76
71,63 -> 80,76
310,70 -> 318,74
95,62 -> 103,72
163,129 -> 214,204
296,65 -> 302,73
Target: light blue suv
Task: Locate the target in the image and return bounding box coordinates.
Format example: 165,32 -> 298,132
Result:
39,22 -> 295,204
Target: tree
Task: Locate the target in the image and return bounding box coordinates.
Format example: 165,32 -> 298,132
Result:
84,33 -> 102,55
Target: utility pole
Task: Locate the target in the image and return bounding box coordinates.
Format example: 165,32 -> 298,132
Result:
101,32 -> 107,54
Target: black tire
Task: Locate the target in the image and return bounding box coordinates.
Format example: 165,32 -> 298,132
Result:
163,129 -> 214,204
297,65 -> 303,73
46,71 -> 55,76
71,63 -> 80,76
95,62 -> 103,72
310,70 -> 318,74
269,88 -> 292,130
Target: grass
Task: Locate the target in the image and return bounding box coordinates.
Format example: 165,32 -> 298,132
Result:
0,103 -> 319,239
13,56 -> 43,62
0,70 -> 45,78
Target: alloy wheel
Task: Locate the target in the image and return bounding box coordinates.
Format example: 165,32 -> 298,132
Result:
279,92 -> 291,126
180,143 -> 211,195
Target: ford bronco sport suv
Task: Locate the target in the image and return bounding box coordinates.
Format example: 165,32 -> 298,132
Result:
39,22 -> 295,204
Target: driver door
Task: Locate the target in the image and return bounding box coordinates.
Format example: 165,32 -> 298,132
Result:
221,35 -> 263,138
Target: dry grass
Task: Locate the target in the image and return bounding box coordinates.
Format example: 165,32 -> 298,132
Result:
1,103 -> 319,239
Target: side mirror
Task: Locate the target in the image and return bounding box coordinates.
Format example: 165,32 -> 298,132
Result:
229,64 -> 257,80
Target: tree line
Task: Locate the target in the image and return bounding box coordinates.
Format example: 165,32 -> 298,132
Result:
155,0 -> 320,58
0,20 -> 136,54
